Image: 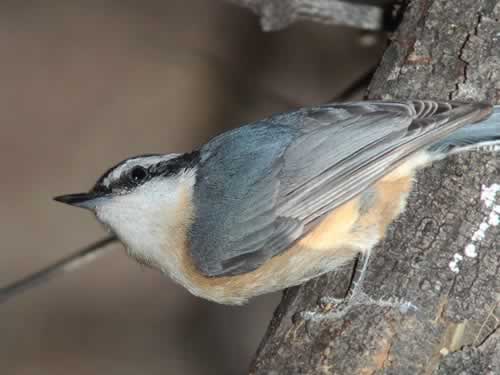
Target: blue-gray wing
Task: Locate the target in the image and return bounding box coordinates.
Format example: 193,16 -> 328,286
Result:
189,100 -> 491,276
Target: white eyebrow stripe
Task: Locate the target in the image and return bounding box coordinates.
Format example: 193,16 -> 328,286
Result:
102,154 -> 180,188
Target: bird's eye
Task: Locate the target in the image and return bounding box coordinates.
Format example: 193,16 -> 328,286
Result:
130,166 -> 148,183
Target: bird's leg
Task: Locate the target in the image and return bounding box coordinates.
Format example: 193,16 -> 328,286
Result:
320,249 -> 372,306
300,250 -> 416,322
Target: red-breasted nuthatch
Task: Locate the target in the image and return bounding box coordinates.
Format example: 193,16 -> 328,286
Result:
53,100 -> 499,305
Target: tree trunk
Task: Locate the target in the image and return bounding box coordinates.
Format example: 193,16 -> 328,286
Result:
249,0 -> 500,373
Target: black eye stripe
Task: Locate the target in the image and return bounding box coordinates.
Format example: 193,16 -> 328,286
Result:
148,151 -> 200,177
96,154 -> 161,182
90,151 -> 200,194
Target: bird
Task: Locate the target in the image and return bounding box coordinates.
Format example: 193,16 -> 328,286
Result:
52,100 -> 499,306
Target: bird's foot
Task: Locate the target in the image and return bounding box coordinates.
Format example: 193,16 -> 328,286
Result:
300,287 -> 417,322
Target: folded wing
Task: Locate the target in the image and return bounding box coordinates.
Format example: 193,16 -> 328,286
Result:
189,100 -> 491,276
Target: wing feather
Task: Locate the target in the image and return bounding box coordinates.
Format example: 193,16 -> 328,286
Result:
189,100 -> 491,276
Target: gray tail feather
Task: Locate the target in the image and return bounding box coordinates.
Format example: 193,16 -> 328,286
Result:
429,105 -> 500,155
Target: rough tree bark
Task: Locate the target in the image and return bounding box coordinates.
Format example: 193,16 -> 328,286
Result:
243,0 -> 500,374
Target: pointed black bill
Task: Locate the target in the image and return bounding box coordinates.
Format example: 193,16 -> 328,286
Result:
53,192 -> 101,209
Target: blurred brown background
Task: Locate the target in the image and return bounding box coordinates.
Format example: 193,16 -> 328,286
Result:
0,1 -> 385,374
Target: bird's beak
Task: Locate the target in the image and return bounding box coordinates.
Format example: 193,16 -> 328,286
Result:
53,192 -> 103,210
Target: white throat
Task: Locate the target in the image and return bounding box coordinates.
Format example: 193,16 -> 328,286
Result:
95,169 -> 197,273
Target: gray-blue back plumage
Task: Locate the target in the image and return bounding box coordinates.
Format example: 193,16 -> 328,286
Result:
189,101 -> 494,277
190,124 -> 300,275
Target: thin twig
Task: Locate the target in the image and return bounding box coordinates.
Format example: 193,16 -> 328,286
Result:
0,235 -> 118,304
333,67 -> 377,102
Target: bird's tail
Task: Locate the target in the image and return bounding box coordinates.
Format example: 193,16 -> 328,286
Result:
429,105 -> 500,155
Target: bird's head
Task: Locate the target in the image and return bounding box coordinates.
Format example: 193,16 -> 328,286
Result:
54,152 -> 199,262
